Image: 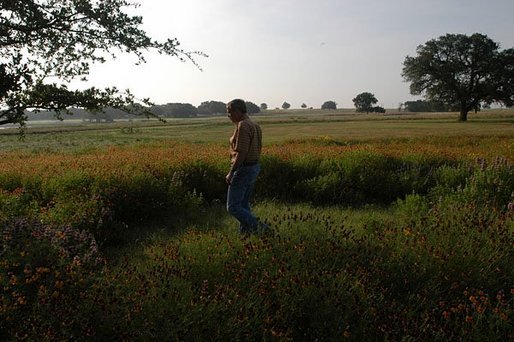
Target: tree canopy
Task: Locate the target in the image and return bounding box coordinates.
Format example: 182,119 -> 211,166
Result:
197,101 -> 226,115
352,92 -> 378,113
0,0 -> 204,126
244,101 -> 260,114
282,102 -> 291,110
159,103 -> 197,118
402,33 -> 514,121
321,101 -> 337,110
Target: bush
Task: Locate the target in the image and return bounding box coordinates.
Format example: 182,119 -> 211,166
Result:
0,188 -> 40,221
462,157 -> 514,208
371,106 -> 386,113
430,162 -> 473,196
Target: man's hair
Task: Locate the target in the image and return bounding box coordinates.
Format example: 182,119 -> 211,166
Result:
227,99 -> 247,114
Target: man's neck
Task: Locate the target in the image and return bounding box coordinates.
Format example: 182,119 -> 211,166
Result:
235,114 -> 249,123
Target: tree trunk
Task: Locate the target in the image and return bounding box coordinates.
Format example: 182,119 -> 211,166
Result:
458,107 -> 468,122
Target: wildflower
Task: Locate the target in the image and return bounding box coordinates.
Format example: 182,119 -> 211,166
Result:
23,265 -> 32,274
475,157 -> 486,170
36,267 -> 50,274
39,285 -> 47,295
17,295 -> 27,305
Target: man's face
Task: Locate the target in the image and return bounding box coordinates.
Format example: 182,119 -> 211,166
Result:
227,106 -> 239,123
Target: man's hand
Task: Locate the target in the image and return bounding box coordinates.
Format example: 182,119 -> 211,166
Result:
225,171 -> 234,185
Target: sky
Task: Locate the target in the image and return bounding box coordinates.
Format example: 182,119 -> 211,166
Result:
81,0 -> 514,109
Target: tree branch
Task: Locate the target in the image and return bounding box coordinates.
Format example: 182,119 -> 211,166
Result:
0,118 -> 14,125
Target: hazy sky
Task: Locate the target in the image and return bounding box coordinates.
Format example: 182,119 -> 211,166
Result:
82,0 -> 514,109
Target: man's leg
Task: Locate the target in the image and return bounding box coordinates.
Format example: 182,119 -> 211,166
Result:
227,166 -> 258,233
241,168 -> 258,211
246,165 -> 272,233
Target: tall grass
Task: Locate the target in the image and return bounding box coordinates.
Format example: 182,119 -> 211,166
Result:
1,136 -> 513,340
1,137 -> 513,239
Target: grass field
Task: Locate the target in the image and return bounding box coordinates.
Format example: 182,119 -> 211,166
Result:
1,110 -> 513,340
1,109 -> 514,151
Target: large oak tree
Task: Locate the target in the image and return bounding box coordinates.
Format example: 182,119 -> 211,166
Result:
402,33 -> 514,121
0,0 -> 204,126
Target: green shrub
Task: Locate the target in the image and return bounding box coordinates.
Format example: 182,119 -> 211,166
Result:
301,172 -> 347,204
176,161 -> 226,202
0,172 -> 23,192
0,189 -> 40,220
297,151 -> 443,205
432,163 -> 472,191
462,157 -> 514,208
393,193 -> 430,226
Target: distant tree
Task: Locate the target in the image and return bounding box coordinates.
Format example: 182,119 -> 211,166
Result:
301,103 -> 307,109
353,92 -> 378,113
402,33 -> 514,121
404,100 -> 449,112
371,106 -> 386,113
86,110 -> 114,123
197,101 -> 226,115
260,103 -> 268,111
321,101 -> 337,110
27,105 -> 136,122
0,0 -> 205,127
160,103 -> 197,118
282,102 -> 291,110
245,101 -> 261,114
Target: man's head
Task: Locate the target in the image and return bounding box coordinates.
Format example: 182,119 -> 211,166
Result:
227,99 -> 247,122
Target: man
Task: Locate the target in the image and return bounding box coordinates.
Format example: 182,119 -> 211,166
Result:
226,99 -> 270,234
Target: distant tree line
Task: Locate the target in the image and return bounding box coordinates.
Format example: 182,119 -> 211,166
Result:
402,100 -> 451,112
26,100 -> 261,121
26,107 -> 132,122
5,13 -> 513,128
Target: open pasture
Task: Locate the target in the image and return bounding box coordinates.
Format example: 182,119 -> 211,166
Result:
1,111 -> 513,340
1,109 -> 514,151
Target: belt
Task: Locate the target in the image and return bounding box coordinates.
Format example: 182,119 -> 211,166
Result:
243,161 -> 258,166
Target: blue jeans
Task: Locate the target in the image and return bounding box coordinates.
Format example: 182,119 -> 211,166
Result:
227,164 -> 260,233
